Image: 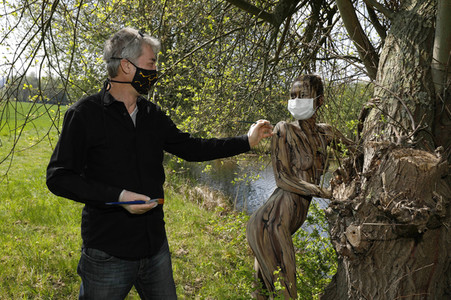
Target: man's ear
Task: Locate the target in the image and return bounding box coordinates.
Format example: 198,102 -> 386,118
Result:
119,59 -> 133,75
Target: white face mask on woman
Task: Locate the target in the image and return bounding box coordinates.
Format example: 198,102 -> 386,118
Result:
287,97 -> 316,120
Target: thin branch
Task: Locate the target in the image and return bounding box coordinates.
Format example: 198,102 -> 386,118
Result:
336,0 -> 379,80
161,23 -> 263,77
271,17 -> 291,64
362,0 -> 394,19
366,4 -> 387,42
224,0 -> 276,26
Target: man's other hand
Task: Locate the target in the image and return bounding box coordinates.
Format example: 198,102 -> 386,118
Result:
119,190 -> 157,214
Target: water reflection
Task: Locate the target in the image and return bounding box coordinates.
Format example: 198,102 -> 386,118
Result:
174,157 -> 331,215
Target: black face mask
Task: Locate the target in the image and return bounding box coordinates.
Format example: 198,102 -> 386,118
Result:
109,59 -> 158,95
128,60 -> 158,94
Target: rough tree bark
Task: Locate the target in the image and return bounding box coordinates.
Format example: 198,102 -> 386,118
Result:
323,144 -> 450,299
322,0 -> 451,299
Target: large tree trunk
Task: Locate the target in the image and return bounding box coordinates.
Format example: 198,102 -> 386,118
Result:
322,0 -> 451,299
323,144 -> 450,299
361,0 -> 437,150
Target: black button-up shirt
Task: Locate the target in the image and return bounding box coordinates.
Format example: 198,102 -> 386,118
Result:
46,88 -> 250,258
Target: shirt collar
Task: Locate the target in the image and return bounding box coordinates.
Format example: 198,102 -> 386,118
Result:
102,88 -> 146,107
102,89 -> 116,106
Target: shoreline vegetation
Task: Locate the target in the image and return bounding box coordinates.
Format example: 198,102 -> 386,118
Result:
0,102 -> 335,299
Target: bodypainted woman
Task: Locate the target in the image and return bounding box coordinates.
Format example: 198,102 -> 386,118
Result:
247,75 -> 355,299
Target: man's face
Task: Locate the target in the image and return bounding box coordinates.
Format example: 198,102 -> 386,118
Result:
134,44 -> 157,71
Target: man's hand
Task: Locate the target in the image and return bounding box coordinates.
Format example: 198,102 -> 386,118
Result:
119,190 -> 157,214
247,120 -> 273,148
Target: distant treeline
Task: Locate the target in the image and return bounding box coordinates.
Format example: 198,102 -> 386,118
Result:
0,73 -> 69,105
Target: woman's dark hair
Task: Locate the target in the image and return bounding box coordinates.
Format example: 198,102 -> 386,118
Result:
295,74 -> 324,97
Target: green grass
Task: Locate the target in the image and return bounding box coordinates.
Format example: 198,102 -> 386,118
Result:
0,100 -> 336,299
0,100 -> 80,298
165,187 -> 255,298
0,101 -> 256,299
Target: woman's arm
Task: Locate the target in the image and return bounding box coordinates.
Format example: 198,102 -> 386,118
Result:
317,123 -> 357,153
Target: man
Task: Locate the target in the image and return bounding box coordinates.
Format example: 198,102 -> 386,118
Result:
246,75 -> 354,299
46,27 -> 272,299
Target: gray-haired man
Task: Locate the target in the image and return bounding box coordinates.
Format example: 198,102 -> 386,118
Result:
46,27 -> 272,299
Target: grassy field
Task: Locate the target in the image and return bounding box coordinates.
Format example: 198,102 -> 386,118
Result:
0,100 -> 336,299
0,101 -> 257,299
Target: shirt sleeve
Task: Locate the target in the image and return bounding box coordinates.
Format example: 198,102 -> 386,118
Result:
162,113 -> 251,162
46,107 -> 122,205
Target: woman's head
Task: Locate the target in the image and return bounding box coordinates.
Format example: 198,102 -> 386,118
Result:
290,74 -> 324,108
287,75 -> 324,120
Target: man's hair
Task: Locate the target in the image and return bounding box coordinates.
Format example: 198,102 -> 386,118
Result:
104,28 -> 161,78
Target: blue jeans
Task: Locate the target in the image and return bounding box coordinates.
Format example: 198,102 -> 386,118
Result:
77,240 -> 177,299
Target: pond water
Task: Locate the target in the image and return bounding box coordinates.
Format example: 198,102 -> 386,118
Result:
170,156 -> 334,239
177,157 -> 331,215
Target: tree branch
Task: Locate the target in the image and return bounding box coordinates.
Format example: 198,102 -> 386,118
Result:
366,4 -> 386,42
271,17 -> 291,64
226,0 -> 303,28
336,0 -> 379,80
362,0 -> 394,19
161,24 -> 262,77
432,0 -> 451,152
432,0 -> 451,95
272,0 -> 300,26
224,0 -> 277,26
